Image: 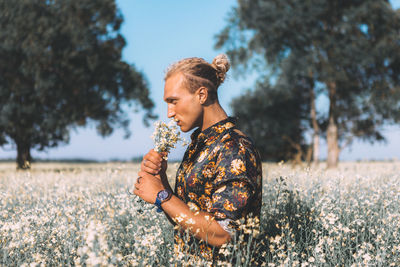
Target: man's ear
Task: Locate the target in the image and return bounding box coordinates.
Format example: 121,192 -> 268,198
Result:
197,87 -> 208,105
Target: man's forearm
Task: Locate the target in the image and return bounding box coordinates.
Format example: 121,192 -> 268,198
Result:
161,195 -> 231,247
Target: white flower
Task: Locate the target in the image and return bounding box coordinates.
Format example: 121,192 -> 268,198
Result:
151,119 -> 187,158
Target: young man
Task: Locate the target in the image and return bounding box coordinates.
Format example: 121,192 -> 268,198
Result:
133,55 -> 262,263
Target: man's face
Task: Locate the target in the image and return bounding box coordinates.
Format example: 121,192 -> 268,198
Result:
163,73 -> 203,132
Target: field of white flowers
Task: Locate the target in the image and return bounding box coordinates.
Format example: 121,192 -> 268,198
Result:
1,161 -> 399,266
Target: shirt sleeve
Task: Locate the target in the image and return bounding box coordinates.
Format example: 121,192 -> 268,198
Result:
209,138 -> 257,221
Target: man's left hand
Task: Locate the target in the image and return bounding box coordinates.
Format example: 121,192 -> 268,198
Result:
133,171 -> 165,204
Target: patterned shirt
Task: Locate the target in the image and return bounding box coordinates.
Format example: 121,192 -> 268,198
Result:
173,117 -> 263,262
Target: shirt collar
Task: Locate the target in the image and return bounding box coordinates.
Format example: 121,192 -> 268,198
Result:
190,117 -> 237,144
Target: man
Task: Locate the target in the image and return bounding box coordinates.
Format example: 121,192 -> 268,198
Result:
133,54 -> 262,263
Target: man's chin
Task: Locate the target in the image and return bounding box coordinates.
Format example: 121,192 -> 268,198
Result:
179,125 -> 192,133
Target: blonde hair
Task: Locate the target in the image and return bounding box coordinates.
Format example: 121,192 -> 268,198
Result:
164,54 -> 230,98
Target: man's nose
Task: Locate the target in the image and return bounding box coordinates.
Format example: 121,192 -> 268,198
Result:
167,105 -> 175,118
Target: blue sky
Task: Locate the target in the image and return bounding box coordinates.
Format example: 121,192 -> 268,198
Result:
0,0 -> 399,161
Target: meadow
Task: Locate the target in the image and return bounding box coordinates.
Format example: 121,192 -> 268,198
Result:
1,161 -> 399,266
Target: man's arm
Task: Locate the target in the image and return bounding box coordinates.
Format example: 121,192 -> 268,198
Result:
158,171 -> 231,246
133,170 -> 231,247
161,193 -> 231,247
137,150 -> 231,246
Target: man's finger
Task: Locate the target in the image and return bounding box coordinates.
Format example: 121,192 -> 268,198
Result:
143,167 -> 158,175
138,170 -> 148,178
147,151 -> 163,163
145,161 -> 160,172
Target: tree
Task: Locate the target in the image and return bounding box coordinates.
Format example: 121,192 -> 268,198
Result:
0,0 -> 156,169
231,58 -> 312,164
216,0 -> 400,167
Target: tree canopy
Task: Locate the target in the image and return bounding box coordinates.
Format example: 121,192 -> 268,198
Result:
216,0 -> 400,167
231,71 -> 311,163
0,0 -> 156,169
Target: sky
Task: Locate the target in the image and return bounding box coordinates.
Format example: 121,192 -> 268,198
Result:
0,0 -> 399,162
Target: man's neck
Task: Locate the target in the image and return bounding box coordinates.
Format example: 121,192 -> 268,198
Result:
200,103 -> 228,131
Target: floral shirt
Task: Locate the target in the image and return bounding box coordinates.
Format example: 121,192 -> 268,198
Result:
173,117 -> 262,262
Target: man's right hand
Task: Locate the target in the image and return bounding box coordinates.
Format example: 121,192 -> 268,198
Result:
141,149 -> 168,176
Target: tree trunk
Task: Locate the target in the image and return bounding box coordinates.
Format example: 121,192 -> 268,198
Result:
17,141 -> 32,170
282,135 -> 303,167
310,86 -> 320,164
313,134 -> 320,164
326,82 -> 340,168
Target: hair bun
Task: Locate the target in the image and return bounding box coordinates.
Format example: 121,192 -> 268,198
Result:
212,54 -> 230,85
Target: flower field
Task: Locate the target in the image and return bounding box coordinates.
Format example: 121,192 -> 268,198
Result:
1,161 -> 399,266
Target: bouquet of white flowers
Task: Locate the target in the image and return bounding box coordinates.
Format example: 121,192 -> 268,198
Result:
151,119 -> 187,159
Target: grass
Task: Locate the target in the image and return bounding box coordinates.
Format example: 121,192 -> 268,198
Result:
0,161 -> 399,266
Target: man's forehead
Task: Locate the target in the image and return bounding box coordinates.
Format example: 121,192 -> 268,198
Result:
163,73 -> 186,100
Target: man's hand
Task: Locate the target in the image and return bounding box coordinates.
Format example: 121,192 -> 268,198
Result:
141,149 -> 168,175
133,171 -> 165,204
138,149 -> 173,198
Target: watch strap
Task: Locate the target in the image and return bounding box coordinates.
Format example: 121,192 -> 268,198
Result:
155,197 -> 163,213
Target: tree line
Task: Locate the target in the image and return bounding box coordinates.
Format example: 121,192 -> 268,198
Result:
0,0 -> 399,169
216,0 -> 400,168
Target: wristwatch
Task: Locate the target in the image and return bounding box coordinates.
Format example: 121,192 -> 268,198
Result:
154,189 -> 172,212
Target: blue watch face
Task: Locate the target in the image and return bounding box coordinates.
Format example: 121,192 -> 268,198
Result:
158,190 -> 169,201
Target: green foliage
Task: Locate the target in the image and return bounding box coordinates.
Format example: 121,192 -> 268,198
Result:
216,0 -> 400,162
0,0 -> 156,168
232,75 -> 309,161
